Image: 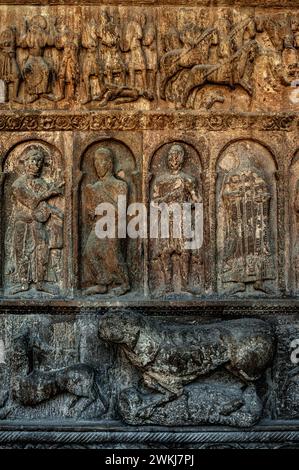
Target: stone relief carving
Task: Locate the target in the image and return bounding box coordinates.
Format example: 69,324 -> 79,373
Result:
11,320 -> 107,416
0,26 -> 20,102
159,10 -> 294,110
79,139 -> 140,296
0,111 -> 296,132
0,7 -> 297,110
46,17 -> 79,103
0,311 -> 280,427
2,142 -> 65,296
82,146 -> 130,296
0,0 -> 298,450
149,142 -> 203,298
99,311 -> 275,426
16,15 -> 54,104
216,140 -> 277,296
0,315 -> 115,420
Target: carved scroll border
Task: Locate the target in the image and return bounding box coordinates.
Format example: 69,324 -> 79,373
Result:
0,113 -> 297,132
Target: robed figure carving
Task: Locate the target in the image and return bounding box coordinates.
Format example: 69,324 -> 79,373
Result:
82,146 -> 130,296
5,144 -> 64,295
220,155 -> 275,295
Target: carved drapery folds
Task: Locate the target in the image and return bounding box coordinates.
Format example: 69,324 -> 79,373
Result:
148,141 -> 203,298
0,135 -> 296,299
1,140 -> 65,296
79,138 -> 140,296
0,1 -> 299,446
216,140 -> 278,296
0,6 -> 298,111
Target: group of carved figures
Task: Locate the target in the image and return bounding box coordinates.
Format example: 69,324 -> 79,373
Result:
0,12 -> 157,105
160,13 -> 299,107
0,310 -> 284,427
0,11 -> 298,107
2,138 -> 297,298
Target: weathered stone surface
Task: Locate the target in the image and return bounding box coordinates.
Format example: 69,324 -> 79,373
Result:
0,0 -> 298,450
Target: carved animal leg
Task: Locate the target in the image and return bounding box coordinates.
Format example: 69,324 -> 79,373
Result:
180,77 -> 197,108
220,398 -> 244,416
68,395 -> 83,410
143,373 -> 179,396
7,283 -> 30,295
77,397 -> 96,416
226,282 -> 246,295
253,281 -> 273,295
84,285 -> 108,296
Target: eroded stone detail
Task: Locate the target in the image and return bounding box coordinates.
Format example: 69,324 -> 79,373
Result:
99,311 -> 275,426
11,320 -> 107,416
3,142 -> 64,296
149,142 -> 203,297
82,146 -> 130,296
0,0 -> 298,449
0,7 -> 297,111
217,141 -> 277,296
78,138 -> 140,296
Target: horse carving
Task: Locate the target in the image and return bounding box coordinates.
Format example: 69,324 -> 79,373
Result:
158,16 -> 290,109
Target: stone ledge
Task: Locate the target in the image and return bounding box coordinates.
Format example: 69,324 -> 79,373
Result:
0,421 -> 299,448
0,112 -> 297,132
0,1 -> 297,6
0,298 -> 299,316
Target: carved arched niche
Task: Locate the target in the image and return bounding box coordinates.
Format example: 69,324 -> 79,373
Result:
148,140 -> 203,298
216,140 -> 278,296
79,139 -> 140,296
1,140 -> 65,297
289,150 -> 299,294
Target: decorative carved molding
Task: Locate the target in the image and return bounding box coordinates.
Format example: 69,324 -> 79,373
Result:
0,112 -> 297,131
1,426 -> 299,449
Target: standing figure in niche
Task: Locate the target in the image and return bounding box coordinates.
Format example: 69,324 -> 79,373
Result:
83,146 -> 130,296
221,156 -> 275,294
6,145 -> 64,295
0,26 -> 21,102
151,144 -> 200,296
17,15 -> 53,104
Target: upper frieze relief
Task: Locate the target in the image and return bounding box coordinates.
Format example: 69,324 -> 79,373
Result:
0,5 -> 298,112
